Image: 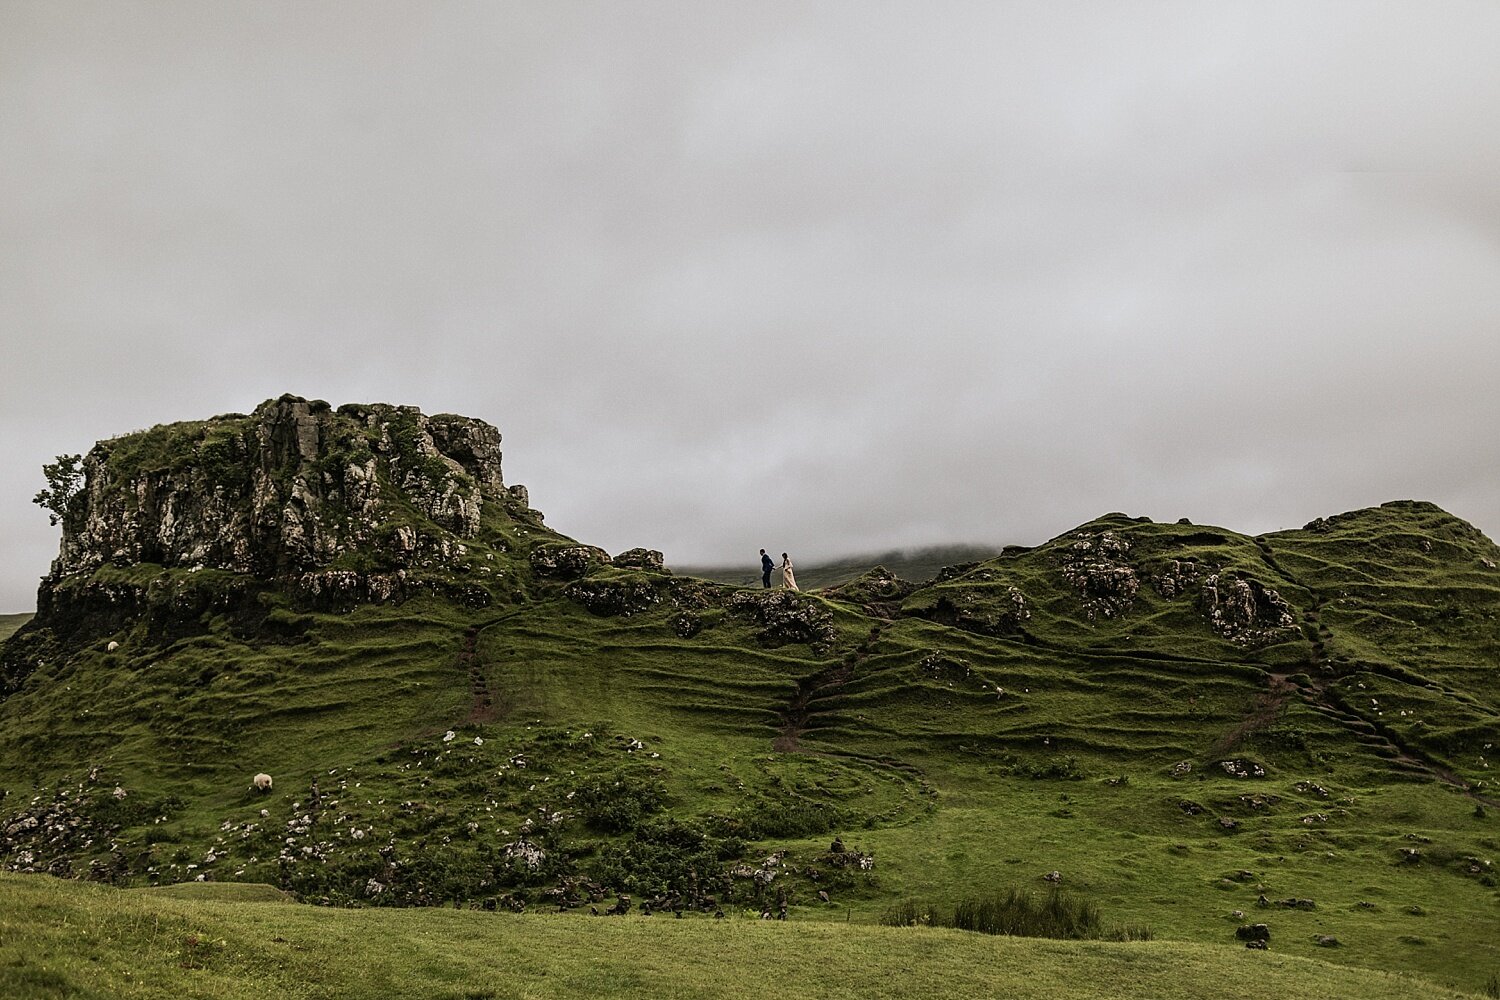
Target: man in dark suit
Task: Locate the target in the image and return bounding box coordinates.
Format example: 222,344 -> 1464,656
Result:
760,549 -> 774,589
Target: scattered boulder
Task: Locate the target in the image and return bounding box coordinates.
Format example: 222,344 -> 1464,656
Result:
1218,758 -> 1267,779
1236,923 -> 1271,942
1314,935 -> 1341,948
529,544 -> 611,580
1236,793 -> 1280,811
823,840 -> 875,871
669,612 -> 702,638
613,548 -> 666,572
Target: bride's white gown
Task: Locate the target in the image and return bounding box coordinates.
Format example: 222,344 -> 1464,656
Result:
781,557 -> 798,591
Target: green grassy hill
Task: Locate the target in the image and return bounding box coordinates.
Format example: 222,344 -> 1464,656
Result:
0,614 -> 32,643
0,873 -> 1483,1000
1,403 -> 1497,997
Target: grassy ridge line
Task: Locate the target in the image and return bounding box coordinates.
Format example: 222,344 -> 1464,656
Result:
0,614 -> 31,644
675,544 -> 1002,589
0,874 -> 1479,1000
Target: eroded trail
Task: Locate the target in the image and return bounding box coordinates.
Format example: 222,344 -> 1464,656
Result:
1206,672 -> 1298,760
458,625 -> 497,724
1295,674 -> 1498,806
774,623 -> 882,753
1248,537 -> 1497,805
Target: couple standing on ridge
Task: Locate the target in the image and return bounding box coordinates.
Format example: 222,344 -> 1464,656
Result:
759,549 -> 798,591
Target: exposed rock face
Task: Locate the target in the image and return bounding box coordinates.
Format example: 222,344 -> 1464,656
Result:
1200,572 -> 1295,646
726,590 -> 836,650
49,395 -> 508,583
1060,531 -> 1139,619
1153,558 -> 1200,598
565,577 -> 662,617
529,544 -> 612,580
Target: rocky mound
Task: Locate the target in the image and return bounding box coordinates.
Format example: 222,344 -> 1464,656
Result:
46,394 -> 521,580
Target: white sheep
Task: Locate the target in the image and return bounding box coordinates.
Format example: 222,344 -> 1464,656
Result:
253,773 -> 273,793
106,641 -> 120,652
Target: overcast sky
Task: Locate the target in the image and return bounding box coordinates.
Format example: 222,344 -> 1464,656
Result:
3,2 -> 1499,611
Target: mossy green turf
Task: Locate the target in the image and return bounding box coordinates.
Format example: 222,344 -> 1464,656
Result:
0,873 -> 1483,1000
2,502 -> 1498,994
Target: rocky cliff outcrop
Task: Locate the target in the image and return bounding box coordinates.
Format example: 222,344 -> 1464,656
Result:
1060,530 -> 1140,619
48,395 -> 510,583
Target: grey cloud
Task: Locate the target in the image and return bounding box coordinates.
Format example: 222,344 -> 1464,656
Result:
3,1 -> 1499,610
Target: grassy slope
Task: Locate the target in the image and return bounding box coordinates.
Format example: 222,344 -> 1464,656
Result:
0,614 -> 32,644
2,504 -> 1498,993
0,873 -> 1481,1000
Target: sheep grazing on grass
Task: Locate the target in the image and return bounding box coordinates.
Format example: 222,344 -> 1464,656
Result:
253,773 -> 273,793
106,641 -> 119,652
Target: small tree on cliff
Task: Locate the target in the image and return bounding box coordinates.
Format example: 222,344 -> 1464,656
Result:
33,454 -> 84,527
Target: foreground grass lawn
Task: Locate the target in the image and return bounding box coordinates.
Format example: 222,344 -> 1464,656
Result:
0,874 -> 1481,1000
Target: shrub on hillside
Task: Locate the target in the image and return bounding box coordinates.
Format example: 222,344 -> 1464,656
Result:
881,887 -> 1151,942
590,818 -> 743,900
575,772 -> 666,833
735,797 -> 843,839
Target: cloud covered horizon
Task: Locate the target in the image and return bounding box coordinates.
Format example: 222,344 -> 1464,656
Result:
3,2 -> 1499,611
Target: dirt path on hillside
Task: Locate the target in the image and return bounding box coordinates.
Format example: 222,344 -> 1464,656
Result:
1206,672 -> 1298,760
774,624 -> 883,752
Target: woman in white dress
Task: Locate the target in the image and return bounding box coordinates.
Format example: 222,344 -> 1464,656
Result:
780,552 -> 799,591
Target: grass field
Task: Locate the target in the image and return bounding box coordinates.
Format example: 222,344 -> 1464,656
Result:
0,873 -> 1484,1000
